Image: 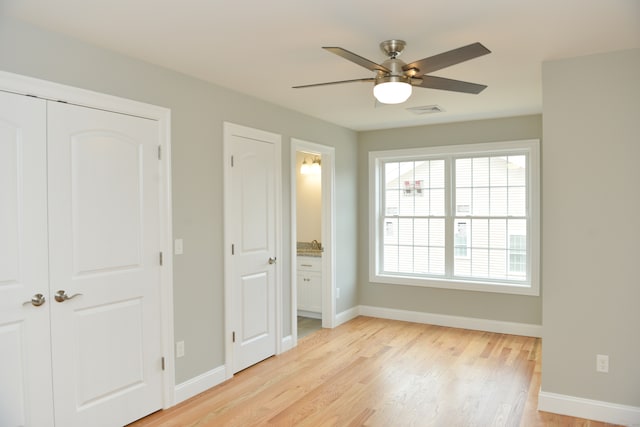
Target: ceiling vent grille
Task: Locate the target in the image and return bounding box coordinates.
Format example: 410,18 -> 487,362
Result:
406,105 -> 445,115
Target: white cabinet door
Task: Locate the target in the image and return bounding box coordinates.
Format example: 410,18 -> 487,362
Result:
0,91 -> 54,427
47,102 -> 163,427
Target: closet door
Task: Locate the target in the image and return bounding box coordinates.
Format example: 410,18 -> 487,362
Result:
0,91 -> 54,426
47,102 -> 164,426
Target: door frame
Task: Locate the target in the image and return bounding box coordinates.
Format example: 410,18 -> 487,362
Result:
223,122 -> 283,379
290,138 -> 336,345
0,70 -> 176,407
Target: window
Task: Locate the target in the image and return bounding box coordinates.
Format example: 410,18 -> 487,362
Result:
369,140 -> 539,295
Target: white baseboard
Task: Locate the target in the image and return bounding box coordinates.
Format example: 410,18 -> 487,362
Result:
174,365 -> 227,405
280,334 -> 294,353
358,305 -> 542,337
335,306 -> 360,326
538,390 -> 640,426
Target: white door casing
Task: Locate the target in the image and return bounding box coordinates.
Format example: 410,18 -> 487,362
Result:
224,122 -> 281,375
47,102 -> 164,426
0,91 -> 54,427
290,138 -> 336,346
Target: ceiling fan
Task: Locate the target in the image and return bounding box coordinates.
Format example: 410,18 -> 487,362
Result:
293,40 -> 490,104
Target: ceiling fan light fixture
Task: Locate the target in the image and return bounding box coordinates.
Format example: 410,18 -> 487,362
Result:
373,77 -> 412,104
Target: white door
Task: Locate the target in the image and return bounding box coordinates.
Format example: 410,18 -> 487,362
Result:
227,125 -> 279,373
0,91 -> 54,427
47,102 -> 163,426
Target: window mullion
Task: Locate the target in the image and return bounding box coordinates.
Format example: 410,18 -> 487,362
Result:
444,155 -> 454,278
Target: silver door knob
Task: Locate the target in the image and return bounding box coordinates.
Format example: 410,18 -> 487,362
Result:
23,293 -> 46,307
268,257 -> 277,265
54,290 -> 83,303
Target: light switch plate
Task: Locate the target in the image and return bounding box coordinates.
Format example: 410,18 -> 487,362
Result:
174,238 -> 183,255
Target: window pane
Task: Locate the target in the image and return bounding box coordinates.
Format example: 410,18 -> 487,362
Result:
456,187 -> 471,215
384,218 -> 398,244
429,219 -> 445,247
473,187 -> 489,216
414,189 -> 430,216
430,247 -> 445,275
456,158 -> 471,187
454,220 -> 469,258
385,162 -> 400,189
508,187 -> 526,217
430,160 -> 445,188
385,189 -> 399,216
414,219 -> 429,246
384,245 -> 398,272
454,256 -> 471,276
489,219 -> 507,249
471,219 -> 488,248
414,246 -> 429,273
414,161 -> 429,190
489,249 -> 507,278
490,187 -> 508,216
398,246 -> 413,273
490,156 -> 508,186
471,248 -> 489,277
508,155 -> 526,186
398,219 -> 413,245
472,157 -> 489,187
399,184 -> 414,216
431,188 -> 445,216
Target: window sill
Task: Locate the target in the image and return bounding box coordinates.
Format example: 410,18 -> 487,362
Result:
370,273 -> 539,296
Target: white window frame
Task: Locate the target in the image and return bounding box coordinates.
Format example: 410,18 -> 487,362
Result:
369,139 -> 540,296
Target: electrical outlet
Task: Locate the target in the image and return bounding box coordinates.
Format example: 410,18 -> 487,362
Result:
596,354 -> 609,373
336,288 -> 341,299
176,341 -> 185,358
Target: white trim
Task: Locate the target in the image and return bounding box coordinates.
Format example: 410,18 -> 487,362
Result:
335,307 -> 360,326
358,305 -> 542,337
174,366 -> 227,405
538,390 -> 640,426
368,139 -> 540,297
223,122 -> 283,374
290,138 -> 337,350
0,70 -> 176,407
281,335 -> 294,353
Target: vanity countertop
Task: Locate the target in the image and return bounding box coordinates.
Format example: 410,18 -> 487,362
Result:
297,241 -> 323,257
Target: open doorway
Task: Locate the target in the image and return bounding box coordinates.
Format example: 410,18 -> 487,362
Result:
290,139 -> 336,345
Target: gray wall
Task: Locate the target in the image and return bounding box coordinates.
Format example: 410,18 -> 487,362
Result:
541,48 -> 640,406
0,17 -> 359,384
358,115 -> 543,325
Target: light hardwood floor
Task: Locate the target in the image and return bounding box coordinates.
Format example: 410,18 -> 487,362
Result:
131,317 -> 620,427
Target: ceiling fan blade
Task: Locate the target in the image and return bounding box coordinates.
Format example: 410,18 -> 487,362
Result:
403,42 -> 491,76
415,75 -> 487,94
323,47 -> 391,73
293,78 -> 375,89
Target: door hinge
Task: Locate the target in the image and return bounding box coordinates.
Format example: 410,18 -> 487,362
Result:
231,155 -> 234,167
231,244 -> 235,255
232,331 -> 236,343
159,252 -> 163,266
161,357 -> 165,371
158,145 -> 162,160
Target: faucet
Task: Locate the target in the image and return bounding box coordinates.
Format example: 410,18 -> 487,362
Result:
311,240 -> 322,251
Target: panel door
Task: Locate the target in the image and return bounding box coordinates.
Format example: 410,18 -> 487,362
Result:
0,91 -> 54,427
47,102 -> 163,426
230,132 -> 277,373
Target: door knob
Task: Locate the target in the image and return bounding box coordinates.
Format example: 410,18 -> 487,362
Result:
23,293 -> 46,307
268,257 -> 277,265
54,290 -> 83,303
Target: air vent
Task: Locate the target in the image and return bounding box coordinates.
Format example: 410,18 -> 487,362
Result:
406,105 -> 445,115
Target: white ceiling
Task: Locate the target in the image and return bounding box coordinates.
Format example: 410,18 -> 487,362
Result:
5,0 -> 639,131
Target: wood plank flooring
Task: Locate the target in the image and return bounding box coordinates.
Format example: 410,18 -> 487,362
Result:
130,317 -> 620,427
